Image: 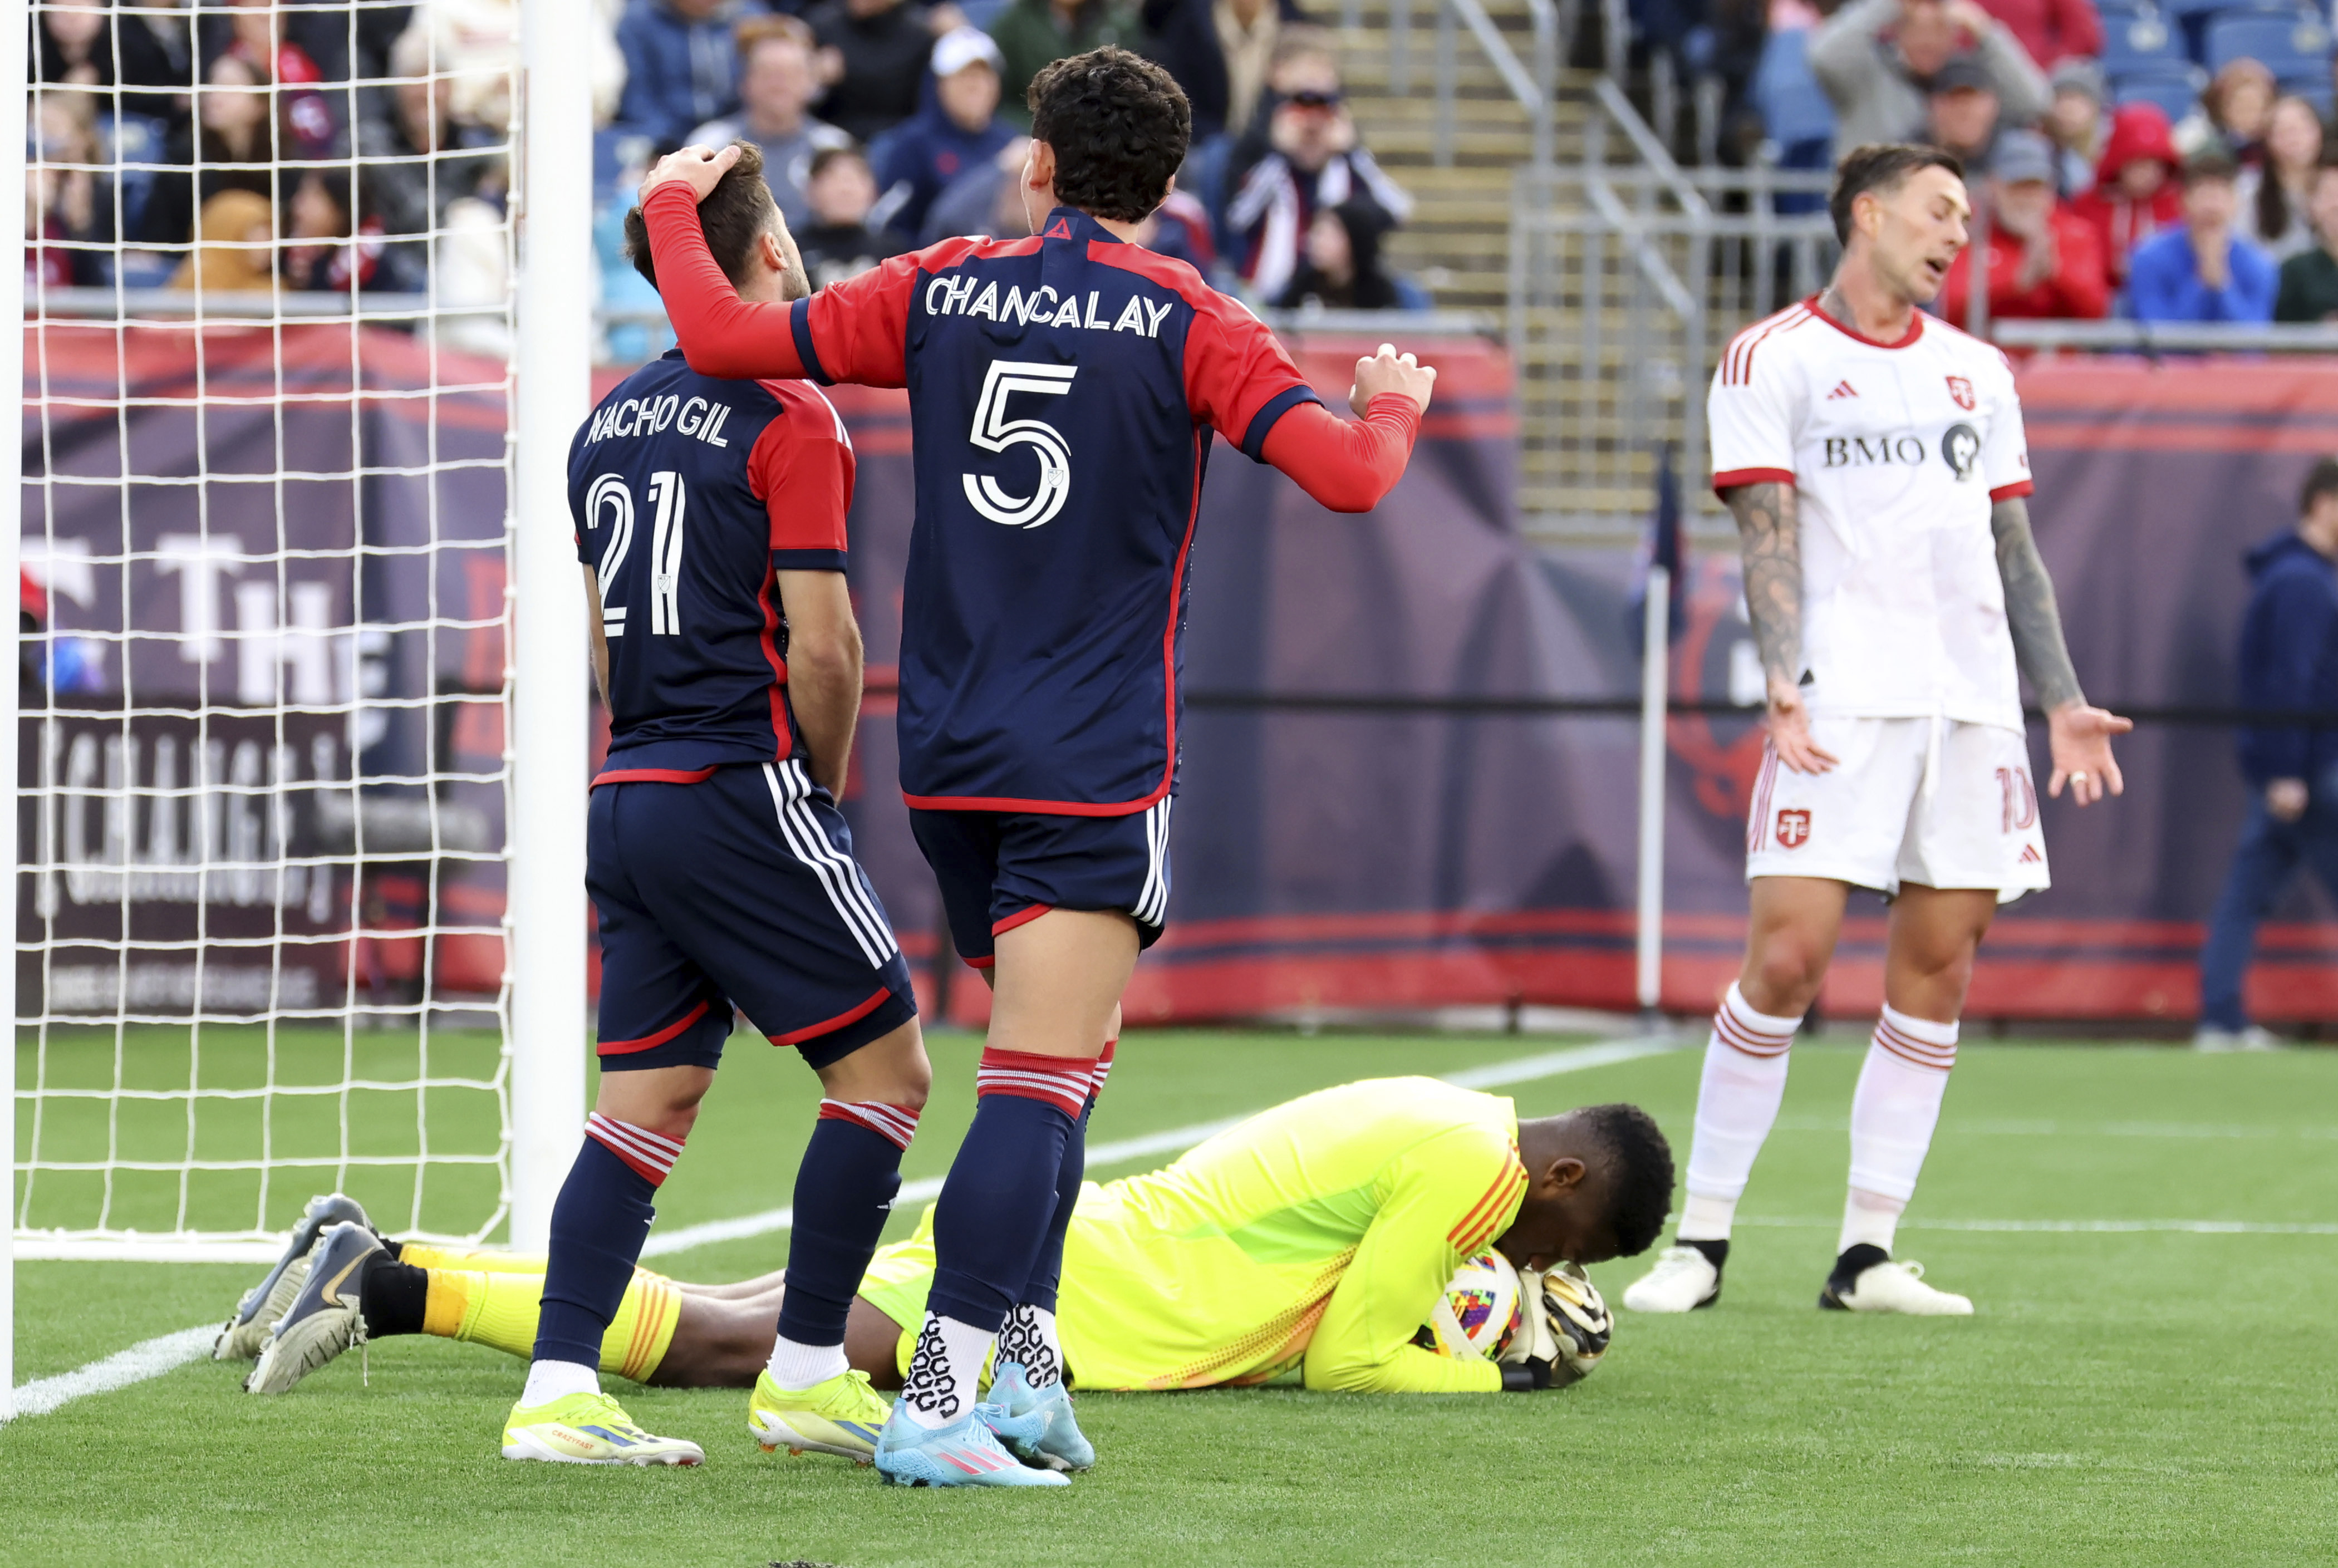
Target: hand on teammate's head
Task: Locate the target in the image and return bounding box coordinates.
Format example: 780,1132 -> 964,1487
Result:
642,143 -> 742,205
1349,343 -> 1436,417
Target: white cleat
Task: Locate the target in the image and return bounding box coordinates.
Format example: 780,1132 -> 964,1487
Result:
1820,1259 -> 1973,1316
1620,1245 -> 1721,1313
2193,1025 -> 2283,1053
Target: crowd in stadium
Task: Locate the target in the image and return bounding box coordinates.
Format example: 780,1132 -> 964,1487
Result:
26,0 -> 2338,334
1694,0 -> 2338,323
24,0 -> 1427,345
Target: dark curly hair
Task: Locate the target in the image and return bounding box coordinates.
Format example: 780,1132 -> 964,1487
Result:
1028,46 -> 1191,223
1575,1103 -> 1676,1259
622,140 -> 779,290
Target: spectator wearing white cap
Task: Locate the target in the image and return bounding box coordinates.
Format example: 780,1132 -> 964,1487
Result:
687,16 -> 854,232
871,25 -> 1018,238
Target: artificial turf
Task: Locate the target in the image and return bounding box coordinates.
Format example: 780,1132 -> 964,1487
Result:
4,1028 -> 2335,1566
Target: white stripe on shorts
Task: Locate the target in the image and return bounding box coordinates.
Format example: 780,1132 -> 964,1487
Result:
1134,797 -> 1173,927
760,762 -> 898,968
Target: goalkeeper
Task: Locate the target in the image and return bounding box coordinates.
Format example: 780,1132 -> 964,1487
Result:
222,1077 -> 1671,1410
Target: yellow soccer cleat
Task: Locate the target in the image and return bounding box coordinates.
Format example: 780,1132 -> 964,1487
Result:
748,1368 -> 890,1464
502,1391 -> 705,1467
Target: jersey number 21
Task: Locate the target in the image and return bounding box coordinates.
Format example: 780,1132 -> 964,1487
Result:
586,471 -> 687,637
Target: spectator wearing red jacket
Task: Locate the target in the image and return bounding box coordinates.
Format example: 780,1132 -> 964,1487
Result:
1939,130 -> 2110,325
1971,0 -> 2099,67
2070,100 -> 2185,287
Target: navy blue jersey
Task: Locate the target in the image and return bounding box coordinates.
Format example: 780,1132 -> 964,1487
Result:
777,208 -> 1322,814
567,352 -> 854,780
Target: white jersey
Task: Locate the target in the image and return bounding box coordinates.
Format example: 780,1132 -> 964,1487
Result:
1707,298 -> 2033,730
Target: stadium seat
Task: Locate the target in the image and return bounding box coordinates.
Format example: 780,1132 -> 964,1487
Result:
2114,67 -> 2209,123
2099,11 -> 2188,73
2282,75 -> 2336,114
2203,10 -> 2334,76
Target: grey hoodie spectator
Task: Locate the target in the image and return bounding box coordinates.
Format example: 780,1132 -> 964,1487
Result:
687,17 -> 853,232
1810,0 -> 2048,151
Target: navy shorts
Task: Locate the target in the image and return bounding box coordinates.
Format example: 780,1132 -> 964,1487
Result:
590,760 -> 916,1073
908,799 -> 1173,969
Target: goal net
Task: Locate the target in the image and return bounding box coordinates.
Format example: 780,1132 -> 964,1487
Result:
9,0 -> 585,1266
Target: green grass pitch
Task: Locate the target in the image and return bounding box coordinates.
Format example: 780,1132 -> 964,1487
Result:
5,1028 -> 2336,1566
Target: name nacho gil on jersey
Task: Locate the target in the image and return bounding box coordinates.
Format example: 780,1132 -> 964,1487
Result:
1705,298 -> 2032,731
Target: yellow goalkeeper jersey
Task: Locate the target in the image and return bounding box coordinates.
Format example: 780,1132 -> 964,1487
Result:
858,1077 -> 1528,1394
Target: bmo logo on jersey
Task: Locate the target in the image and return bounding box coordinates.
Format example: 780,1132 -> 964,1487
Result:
1776,808 -> 1812,849
1820,429 -> 1983,482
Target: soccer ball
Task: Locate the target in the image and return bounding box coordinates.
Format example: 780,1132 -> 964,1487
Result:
1411,1250 -> 1525,1361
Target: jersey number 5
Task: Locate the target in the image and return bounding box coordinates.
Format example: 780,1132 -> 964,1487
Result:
963,361 -> 1077,529
585,471 -> 687,636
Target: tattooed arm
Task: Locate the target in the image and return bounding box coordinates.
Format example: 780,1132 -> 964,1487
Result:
1726,481 -> 1838,774
1991,495 -> 2132,805
1990,496 -> 2082,710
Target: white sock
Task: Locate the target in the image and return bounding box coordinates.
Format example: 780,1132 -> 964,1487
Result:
1839,1187 -> 1908,1256
765,1334 -> 849,1392
999,1303 -> 1065,1390
520,1358 -> 599,1408
1842,1004 -> 1958,1253
898,1312 -> 994,1431
1678,982 -> 1801,1241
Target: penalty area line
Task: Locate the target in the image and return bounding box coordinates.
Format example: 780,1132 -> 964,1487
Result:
640,1034 -> 1684,1260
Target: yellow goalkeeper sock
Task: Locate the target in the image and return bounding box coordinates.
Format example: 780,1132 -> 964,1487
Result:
398,1243 -> 548,1274
422,1267 -> 682,1383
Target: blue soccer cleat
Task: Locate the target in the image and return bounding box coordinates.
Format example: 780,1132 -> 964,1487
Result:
213,1193 -> 374,1361
872,1401 -> 1070,1488
989,1361 -> 1096,1472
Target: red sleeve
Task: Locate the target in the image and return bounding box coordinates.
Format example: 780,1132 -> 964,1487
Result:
644,182 -> 937,389
2052,215 -> 2111,320
747,385 -> 855,571
643,183 -> 805,379
1257,396 -> 1422,513
1182,289 -> 1325,458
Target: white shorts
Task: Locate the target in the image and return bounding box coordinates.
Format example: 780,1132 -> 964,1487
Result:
1743,716 -> 2050,903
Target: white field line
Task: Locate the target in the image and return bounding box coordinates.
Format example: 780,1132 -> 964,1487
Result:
640,1035 -> 1683,1260
2,1325 -> 218,1423
1765,1116 -> 2338,1141
1734,1216 -> 2338,1236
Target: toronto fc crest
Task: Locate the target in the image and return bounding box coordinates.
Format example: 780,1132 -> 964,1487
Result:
1946,375 -> 1976,411
1776,809 -> 1812,849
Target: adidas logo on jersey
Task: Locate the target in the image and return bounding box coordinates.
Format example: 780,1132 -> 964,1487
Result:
2018,844 -> 2043,864
1826,380 -> 1858,400
924,274 -> 1177,337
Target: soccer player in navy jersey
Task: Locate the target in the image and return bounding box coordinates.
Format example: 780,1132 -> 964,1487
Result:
495,142 -> 933,1469
637,48 -> 1437,1487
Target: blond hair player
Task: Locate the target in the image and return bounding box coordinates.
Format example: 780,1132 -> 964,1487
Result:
1623,144 -> 2133,1316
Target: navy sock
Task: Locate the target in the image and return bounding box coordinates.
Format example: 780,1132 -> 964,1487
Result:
533,1133 -> 660,1366
776,1107 -> 914,1349
1019,1097 -> 1091,1316
926,1053 -> 1094,1331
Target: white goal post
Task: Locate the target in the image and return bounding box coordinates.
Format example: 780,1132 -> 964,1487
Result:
4,0 -> 591,1415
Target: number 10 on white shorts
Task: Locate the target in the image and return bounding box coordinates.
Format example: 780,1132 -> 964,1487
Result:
1744,716 -> 2051,903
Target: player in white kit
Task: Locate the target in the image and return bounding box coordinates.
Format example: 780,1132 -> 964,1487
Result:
1624,145 -> 2131,1316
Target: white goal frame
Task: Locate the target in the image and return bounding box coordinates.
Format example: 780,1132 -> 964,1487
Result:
1,0 -> 591,1418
